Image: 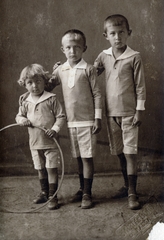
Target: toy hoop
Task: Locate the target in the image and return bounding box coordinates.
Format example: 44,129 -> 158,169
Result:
0,123 -> 64,213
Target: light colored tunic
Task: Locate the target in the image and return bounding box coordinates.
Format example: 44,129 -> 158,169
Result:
16,91 -> 65,149
94,46 -> 146,116
51,59 -> 102,128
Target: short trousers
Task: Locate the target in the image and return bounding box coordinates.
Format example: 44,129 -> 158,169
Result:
107,116 -> 139,155
30,149 -> 59,170
68,127 -> 97,158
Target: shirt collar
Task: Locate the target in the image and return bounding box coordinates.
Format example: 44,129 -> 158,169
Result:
26,91 -> 56,104
61,59 -> 87,70
103,46 -> 139,60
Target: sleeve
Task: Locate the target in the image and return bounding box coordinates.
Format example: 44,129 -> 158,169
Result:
133,54 -> 146,110
87,65 -> 102,119
15,95 -> 28,124
51,98 -> 66,133
94,53 -> 105,76
45,68 -> 61,92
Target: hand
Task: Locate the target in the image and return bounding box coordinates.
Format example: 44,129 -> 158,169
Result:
94,62 -> 104,76
132,110 -> 143,127
20,119 -> 31,127
53,61 -> 61,72
45,129 -> 57,138
51,62 -> 61,82
92,119 -> 101,134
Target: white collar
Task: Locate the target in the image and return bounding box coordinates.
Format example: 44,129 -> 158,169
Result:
26,91 -> 56,104
103,46 -> 139,60
61,59 -> 87,70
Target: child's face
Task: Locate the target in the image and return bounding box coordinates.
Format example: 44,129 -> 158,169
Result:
25,75 -> 45,96
104,22 -> 131,50
61,34 -> 87,66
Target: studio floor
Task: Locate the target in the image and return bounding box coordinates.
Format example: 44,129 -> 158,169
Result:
0,173 -> 164,240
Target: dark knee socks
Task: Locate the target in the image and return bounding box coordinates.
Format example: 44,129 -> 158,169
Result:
49,183 -> 58,198
83,178 -> 93,196
40,180 -> 58,198
79,174 -> 84,190
128,175 -> 137,195
40,178 -> 49,195
118,153 -> 128,188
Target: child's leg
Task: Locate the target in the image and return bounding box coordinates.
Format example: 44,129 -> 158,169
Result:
77,156 -> 84,191
68,128 -> 84,200
33,168 -> 49,204
69,127 -> 95,208
71,157 -> 84,202
47,167 -> 58,195
107,117 -> 129,197
81,157 -> 94,209
46,167 -> 59,210
112,153 -> 129,198
38,168 -> 49,193
44,149 -> 59,210
118,153 -> 128,188
124,153 -> 140,210
124,153 -> 137,194
31,150 -> 49,204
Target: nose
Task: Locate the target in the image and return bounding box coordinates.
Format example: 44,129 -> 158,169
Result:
115,33 -> 120,39
32,82 -> 37,88
70,47 -> 75,54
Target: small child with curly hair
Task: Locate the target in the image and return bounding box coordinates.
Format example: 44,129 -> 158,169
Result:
16,63 -> 65,210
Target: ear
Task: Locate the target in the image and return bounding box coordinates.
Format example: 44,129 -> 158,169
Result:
61,46 -> 65,53
103,32 -> 107,38
128,30 -> 132,36
83,45 -> 87,52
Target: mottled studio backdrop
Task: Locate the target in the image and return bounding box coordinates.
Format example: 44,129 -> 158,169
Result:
0,0 -> 163,174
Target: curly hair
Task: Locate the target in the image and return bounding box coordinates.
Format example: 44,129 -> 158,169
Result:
17,64 -> 51,87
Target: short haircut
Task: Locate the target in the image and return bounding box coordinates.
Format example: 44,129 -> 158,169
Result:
104,14 -> 130,33
62,29 -> 86,46
17,63 -> 50,87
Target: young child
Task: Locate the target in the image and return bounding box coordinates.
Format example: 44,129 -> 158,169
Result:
49,29 -> 102,209
94,15 -> 146,210
16,64 -> 65,210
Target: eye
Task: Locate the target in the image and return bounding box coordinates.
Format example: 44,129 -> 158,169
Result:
110,32 -> 115,35
26,80 -> 32,85
36,79 -> 41,84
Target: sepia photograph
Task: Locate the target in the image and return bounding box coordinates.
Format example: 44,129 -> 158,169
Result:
0,0 -> 163,239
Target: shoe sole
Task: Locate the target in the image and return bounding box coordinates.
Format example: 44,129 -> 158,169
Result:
33,199 -> 48,204
48,205 -> 59,210
81,204 -> 93,209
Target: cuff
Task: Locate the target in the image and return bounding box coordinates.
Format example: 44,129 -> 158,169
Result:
136,100 -> 145,110
51,125 -> 60,133
95,109 -> 102,119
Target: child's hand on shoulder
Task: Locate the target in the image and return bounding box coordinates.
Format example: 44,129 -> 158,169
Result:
94,61 -> 104,76
49,61 -> 62,84
52,61 -> 61,73
20,119 -> 31,127
45,129 -> 57,138
92,119 -> 101,134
